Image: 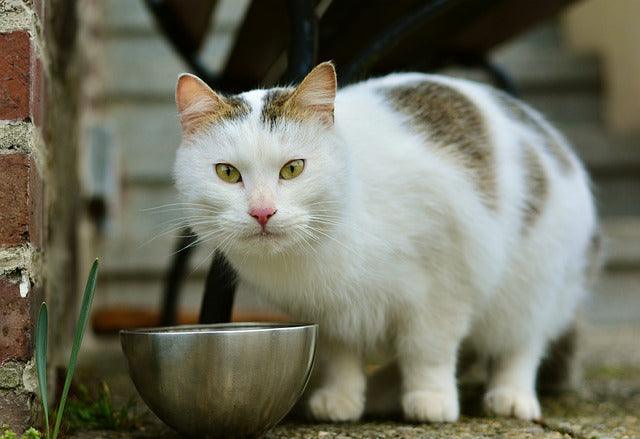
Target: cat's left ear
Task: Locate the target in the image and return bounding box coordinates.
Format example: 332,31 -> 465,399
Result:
289,61 -> 337,125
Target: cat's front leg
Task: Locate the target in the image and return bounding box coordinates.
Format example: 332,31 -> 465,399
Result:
397,312 -> 469,423
308,341 -> 366,422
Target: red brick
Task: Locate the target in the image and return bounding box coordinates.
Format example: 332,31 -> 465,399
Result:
0,277 -> 32,363
0,154 -> 43,248
0,32 -> 31,121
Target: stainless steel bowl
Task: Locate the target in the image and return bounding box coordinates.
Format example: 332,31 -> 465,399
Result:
120,323 -> 317,438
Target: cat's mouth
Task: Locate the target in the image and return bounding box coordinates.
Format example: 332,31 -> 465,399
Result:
245,230 -> 285,239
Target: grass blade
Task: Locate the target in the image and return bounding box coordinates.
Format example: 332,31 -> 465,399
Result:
52,259 -> 99,439
35,302 -> 49,439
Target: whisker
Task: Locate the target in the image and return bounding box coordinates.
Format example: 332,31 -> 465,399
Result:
169,228 -> 225,256
151,215 -> 222,231
140,202 -> 219,212
304,224 -> 380,264
305,200 -> 343,207
189,231 -> 239,276
153,214 -> 216,227
138,218 -> 224,249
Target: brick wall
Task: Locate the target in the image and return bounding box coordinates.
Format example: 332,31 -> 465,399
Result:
0,0 -> 79,433
0,1 -> 46,432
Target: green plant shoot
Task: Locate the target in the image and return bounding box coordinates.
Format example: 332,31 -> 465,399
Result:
35,259 -> 99,439
35,303 -> 49,439
51,259 -> 99,439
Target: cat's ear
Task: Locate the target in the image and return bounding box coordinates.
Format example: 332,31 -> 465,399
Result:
175,73 -> 227,135
289,61 -> 337,125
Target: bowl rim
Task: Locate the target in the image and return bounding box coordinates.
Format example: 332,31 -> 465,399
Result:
119,322 -> 318,336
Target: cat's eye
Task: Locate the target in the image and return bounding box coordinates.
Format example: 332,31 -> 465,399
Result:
280,159 -> 305,180
215,163 -> 242,183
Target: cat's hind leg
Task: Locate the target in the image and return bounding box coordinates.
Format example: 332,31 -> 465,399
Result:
483,339 -> 544,420
308,341 -> 366,422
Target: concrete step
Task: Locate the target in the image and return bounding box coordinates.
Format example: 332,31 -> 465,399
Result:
602,217 -> 640,270
491,22 -> 600,90
97,184 -> 217,275
589,270 -> 640,327
102,0 -> 249,33
100,102 -> 181,181
95,0 -> 248,98
100,33 -> 233,98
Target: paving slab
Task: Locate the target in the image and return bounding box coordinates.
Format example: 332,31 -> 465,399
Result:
66,325 -> 640,439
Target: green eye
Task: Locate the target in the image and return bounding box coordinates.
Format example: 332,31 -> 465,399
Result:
280,159 -> 305,180
215,163 -> 242,183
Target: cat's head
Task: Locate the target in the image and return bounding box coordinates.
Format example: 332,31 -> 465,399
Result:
173,62 -> 347,257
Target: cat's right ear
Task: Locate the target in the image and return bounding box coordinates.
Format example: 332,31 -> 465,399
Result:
175,73 -> 226,135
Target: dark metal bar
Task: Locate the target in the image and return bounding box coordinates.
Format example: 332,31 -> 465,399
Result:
317,0 -> 364,43
283,0 -> 318,83
339,0 -> 451,85
219,0 -> 291,92
160,229 -> 198,325
199,252 -> 237,324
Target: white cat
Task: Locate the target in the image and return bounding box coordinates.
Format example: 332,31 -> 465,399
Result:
172,62 -> 599,423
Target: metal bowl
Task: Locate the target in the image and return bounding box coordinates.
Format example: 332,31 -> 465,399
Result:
120,323 -> 317,438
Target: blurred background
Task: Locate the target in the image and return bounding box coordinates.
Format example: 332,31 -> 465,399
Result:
77,0 -> 640,333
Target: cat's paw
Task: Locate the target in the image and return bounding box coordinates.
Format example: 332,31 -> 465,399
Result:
402,389 -> 459,423
484,386 -> 542,420
308,387 -> 364,422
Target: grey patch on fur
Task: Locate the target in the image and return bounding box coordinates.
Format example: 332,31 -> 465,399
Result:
225,95 -> 252,120
521,144 -> 549,233
493,90 -> 574,173
382,81 -> 498,210
179,94 -> 250,136
260,88 -> 296,128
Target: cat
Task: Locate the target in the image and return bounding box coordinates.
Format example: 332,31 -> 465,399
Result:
172,62 -> 600,423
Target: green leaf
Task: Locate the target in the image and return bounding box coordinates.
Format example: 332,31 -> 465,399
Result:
52,259 -> 99,439
0,426 -> 18,439
35,302 -> 49,439
21,428 -> 41,439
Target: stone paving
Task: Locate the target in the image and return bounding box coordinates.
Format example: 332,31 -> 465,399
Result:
70,371 -> 640,439
66,325 -> 639,438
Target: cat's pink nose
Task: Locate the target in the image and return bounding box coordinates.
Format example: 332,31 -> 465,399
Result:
249,207 -> 277,227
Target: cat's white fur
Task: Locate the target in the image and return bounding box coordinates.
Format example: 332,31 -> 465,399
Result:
173,67 -> 597,423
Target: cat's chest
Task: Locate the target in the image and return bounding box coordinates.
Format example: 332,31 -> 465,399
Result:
234,255 -> 343,304
229,252 -> 399,348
